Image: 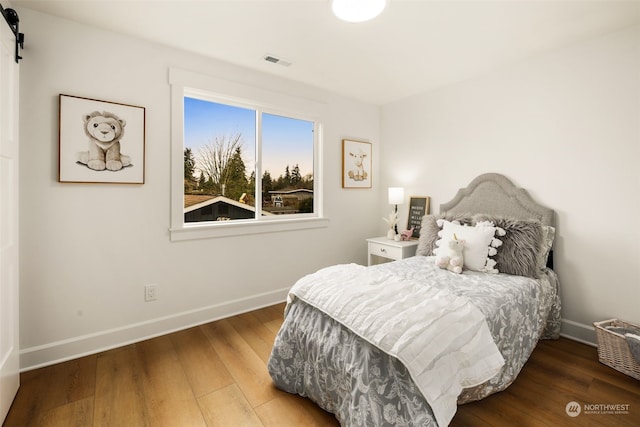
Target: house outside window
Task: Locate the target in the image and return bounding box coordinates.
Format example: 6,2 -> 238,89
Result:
169,68 -> 327,241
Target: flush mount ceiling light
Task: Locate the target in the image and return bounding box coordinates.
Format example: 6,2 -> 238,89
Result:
331,0 -> 387,23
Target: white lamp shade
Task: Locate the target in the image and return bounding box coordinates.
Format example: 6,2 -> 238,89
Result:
388,187 -> 405,205
331,0 -> 387,23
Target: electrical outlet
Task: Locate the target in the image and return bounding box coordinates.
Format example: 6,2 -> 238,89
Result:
144,284 -> 157,302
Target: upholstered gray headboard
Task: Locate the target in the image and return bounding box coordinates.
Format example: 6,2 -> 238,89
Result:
439,173 -> 555,228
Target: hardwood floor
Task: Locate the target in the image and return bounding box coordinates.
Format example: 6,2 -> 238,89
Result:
451,338 -> 640,427
4,303 -> 639,426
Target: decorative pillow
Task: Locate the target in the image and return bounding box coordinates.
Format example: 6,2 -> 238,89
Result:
473,215 -> 545,278
538,225 -> 555,271
434,220 -> 504,273
416,213 -> 473,256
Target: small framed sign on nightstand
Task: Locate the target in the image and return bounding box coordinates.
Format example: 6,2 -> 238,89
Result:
407,196 -> 430,238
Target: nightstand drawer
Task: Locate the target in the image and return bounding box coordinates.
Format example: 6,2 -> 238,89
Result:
366,237 -> 419,266
368,241 -> 403,260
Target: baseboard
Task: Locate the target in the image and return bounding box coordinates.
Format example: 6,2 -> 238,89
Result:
560,318 -> 597,347
21,306 -> 600,371
20,287 -> 290,371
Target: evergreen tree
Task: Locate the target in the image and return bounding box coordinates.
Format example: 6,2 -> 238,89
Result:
183,148 -> 197,193
291,164 -> 302,187
184,148 -> 196,179
284,165 -> 291,187
261,170 -> 273,203
222,147 -> 248,201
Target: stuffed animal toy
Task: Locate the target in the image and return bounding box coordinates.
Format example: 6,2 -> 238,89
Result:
77,111 -> 131,171
435,234 -> 465,274
400,227 -> 414,241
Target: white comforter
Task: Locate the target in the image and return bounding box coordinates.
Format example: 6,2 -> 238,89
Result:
287,263 -> 505,427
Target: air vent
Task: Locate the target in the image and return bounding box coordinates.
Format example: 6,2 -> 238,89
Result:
263,54 -> 292,67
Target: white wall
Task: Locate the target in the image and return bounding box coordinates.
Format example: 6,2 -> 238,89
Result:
18,7 -> 638,370
17,8 -> 381,369
381,25 -> 640,344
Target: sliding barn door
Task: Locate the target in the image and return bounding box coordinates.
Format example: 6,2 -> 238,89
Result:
0,7 -> 20,423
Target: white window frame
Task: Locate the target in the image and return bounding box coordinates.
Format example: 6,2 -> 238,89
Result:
169,68 -> 327,241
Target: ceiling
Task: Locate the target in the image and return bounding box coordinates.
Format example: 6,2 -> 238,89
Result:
11,0 -> 640,105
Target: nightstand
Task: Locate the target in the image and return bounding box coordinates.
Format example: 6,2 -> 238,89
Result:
366,237 -> 419,266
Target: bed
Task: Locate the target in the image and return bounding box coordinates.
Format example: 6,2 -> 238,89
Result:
267,173 -> 561,426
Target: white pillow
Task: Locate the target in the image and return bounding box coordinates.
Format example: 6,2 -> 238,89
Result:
435,220 -> 503,273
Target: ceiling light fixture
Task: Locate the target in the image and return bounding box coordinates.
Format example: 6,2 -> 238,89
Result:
331,0 -> 387,23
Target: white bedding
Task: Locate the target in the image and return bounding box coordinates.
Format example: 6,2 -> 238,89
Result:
287,263 -> 505,427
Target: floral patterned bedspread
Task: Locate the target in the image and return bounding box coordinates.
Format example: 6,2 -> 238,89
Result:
267,256 -> 561,426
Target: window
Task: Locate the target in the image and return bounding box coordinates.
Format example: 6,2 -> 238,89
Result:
262,113 -> 315,214
170,68 -> 327,241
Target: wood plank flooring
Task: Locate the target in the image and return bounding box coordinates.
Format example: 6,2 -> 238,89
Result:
4,303 -> 639,426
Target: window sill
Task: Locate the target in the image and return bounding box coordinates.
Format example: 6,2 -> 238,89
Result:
170,217 -> 329,241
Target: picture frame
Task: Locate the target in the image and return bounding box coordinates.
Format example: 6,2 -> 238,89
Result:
342,139 -> 372,189
407,196 -> 430,238
59,94 -> 146,184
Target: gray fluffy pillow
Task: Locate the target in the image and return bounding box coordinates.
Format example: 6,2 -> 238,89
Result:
473,215 -> 544,278
416,213 -> 473,256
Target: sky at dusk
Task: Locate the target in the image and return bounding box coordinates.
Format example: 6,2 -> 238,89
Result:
184,97 -> 314,180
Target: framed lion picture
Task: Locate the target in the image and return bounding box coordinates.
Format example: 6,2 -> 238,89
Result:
59,94 -> 146,184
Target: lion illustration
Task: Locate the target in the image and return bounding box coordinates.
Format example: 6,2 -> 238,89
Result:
77,111 -> 131,171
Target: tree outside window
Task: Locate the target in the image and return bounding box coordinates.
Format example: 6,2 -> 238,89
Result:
183,97 -> 315,222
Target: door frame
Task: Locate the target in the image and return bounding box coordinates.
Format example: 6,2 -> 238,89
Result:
0,3 -> 21,423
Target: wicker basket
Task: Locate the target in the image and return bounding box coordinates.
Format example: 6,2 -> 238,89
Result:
593,319 -> 640,380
